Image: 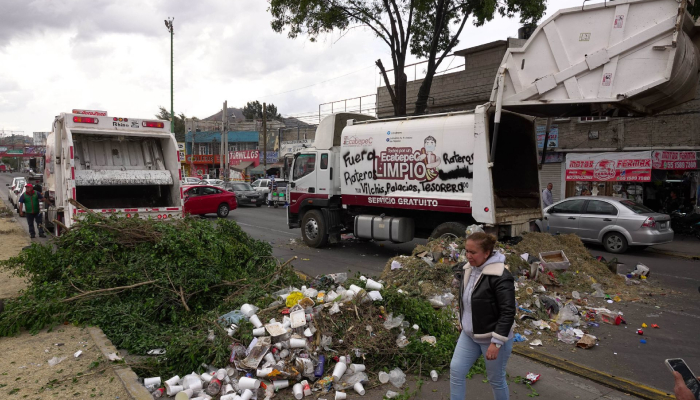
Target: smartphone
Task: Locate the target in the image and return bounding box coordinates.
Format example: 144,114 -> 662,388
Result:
666,358 -> 700,400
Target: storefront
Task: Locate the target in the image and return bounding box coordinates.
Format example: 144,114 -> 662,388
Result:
564,150 -> 699,212
186,154 -> 222,178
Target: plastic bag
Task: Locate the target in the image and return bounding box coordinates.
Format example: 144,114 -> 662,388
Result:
383,313 -> 405,330
396,332 -> 409,348
341,371 -> 368,386
329,303 -> 341,315
391,260 -> 402,270
557,328 -> 577,345
465,224 -> 484,237
389,368 -> 406,388
219,310 -> 247,325
286,291 -> 304,307
555,302 -> 580,325
428,293 -> 455,308
591,283 -> 605,298
327,273 -> 348,284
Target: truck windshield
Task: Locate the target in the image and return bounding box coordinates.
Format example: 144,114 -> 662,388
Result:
294,154 -> 316,180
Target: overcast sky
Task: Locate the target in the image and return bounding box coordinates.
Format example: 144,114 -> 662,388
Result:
0,0 -> 584,135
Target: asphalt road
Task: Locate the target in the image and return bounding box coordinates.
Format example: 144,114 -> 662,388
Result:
2,171 -> 699,393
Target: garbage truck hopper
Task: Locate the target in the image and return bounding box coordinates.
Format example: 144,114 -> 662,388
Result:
492,0 -> 700,117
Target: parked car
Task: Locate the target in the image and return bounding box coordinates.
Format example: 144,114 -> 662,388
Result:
223,182 -> 264,207
251,179 -> 288,205
535,196 -> 673,253
183,185 -> 237,218
6,178 -> 26,208
182,177 -> 203,186
202,179 -> 225,189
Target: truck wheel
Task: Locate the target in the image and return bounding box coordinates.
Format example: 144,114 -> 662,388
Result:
603,232 -> 628,254
429,222 -> 469,240
217,203 -> 230,218
301,210 -> 328,248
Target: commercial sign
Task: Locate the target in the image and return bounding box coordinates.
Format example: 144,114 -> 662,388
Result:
259,151 -> 279,164
7,149 -> 24,155
280,140 -> 312,155
177,143 -> 185,162
651,150 -> 697,170
186,154 -> 220,164
229,150 -> 260,167
566,151 -> 652,182
536,125 -> 559,149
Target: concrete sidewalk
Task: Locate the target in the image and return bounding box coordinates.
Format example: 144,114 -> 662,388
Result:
651,236 -> 700,258
349,354 -> 649,400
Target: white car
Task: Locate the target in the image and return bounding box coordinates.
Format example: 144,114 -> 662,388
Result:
182,177 -> 203,186
6,178 -> 26,208
202,179 -> 225,188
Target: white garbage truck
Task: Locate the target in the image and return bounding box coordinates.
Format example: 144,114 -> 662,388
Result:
43,110 -> 183,234
285,0 -> 700,247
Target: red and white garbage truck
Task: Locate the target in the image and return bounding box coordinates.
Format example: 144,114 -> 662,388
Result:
285,0 -> 700,247
43,110 -> 183,234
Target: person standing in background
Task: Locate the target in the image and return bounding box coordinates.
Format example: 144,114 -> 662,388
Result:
18,184 -> 45,239
542,183 -> 554,207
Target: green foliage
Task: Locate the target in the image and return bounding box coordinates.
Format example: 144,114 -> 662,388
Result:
155,106 -> 187,136
242,100 -> 281,120
0,215 -> 303,377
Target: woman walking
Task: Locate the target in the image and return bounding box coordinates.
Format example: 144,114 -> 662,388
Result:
450,232 -> 516,400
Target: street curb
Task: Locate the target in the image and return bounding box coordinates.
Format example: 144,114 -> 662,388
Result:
648,248 -> 700,261
512,346 -> 674,400
88,326 -> 153,400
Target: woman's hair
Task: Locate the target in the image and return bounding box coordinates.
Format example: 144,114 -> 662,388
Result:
466,232 -> 497,254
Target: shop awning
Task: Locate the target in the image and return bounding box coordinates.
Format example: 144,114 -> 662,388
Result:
230,161 -> 253,172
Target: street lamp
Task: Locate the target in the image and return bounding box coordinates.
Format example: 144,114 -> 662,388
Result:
164,17 -> 174,134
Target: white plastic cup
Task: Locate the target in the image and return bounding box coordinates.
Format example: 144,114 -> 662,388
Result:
240,389 -> 253,400
144,377 -> 161,387
238,377 -> 261,390
335,391 -> 347,400
430,370 -> 438,381
350,364 -> 366,373
256,367 -> 273,377
175,388 -> 194,400
360,276 -> 367,281
215,368 -> 227,380
293,383 -> 304,399
249,314 -> 263,328
227,324 -> 238,337
220,395 -> 237,400
349,284 -> 363,294
166,383 -> 184,396
354,382 -> 366,395
332,361 -> 347,380
386,390 -> 399,398
273,380 -> 290,390
264,352 -> 276,364
201,373 -> 213,383
223,383 -> 234,394
253,327 -> 266,336
290,338 -> 307,348
188,380 -> 203,391
378,371 -> 390,383
165,375 -> 182,386
303,328 -> 313,337
365,278 -> 383,290
240,304 -> 256,317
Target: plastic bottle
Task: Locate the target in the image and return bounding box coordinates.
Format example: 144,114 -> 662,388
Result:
152,388 -> 165,398
314,355 -> 325,377
205,378 -> 222,395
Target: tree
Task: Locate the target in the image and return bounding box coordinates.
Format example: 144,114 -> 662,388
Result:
242,101 -> 281,120
155,106 -> 187,136
269,0 -> 412,116
411,0 -> 545,115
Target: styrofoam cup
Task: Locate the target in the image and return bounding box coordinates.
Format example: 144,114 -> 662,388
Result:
249,314 -> 263,328
201,373 -> 213,383
238,377 -> 260,390
293,383 -> 303,399
253,327 -> 266,336
335,391 -> 347,400
240,389 -> 253,400
223,383 -> 234,394
144,377 -> 161,387
273,380 -> 290,390
175,388 -> 194,400
354,382 -> 366,395
290,338 -> 307,348
430,370 -> 438,381
220,395 -> 237,400
350,364 -> 366,373
240,304 -> 256,317
303,328 -> 313,337
386,390 -> 399,398
166,383 -> 184,396
349,284 -> 363,294
378,371 -> 390,383
366,279 -> 383,290
264,352 -> 276,364
165,375 -> 181,386
216,368 -> 227,380
332,361 -> 347,380
256,367 -> 273,377
188,380 -> 202,391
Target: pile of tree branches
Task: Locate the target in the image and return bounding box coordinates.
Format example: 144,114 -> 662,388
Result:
0,214 -> 304,376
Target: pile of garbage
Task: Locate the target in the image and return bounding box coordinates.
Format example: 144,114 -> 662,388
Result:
141,273 -> 450,399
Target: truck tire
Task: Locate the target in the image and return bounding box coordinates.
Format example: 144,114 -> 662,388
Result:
429,222 -> 469,240
603,232 -> 628,254
217,203 -> 230,218
301,210 -> 328,248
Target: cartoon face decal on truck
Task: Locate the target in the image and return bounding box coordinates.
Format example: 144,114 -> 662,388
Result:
417,136 -> 441,181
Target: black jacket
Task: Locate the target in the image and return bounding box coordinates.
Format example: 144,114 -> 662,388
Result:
454,259 -> 516,343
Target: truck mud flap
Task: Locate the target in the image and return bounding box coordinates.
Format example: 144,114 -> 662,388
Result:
322,209 -> 343,235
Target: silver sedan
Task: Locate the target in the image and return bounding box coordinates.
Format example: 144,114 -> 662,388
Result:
536,196 -> 673,253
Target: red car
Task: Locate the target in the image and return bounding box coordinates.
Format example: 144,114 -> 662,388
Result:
183,185 -> 237,218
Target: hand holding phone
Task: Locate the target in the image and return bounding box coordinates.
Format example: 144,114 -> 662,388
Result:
666,359 -> 700,400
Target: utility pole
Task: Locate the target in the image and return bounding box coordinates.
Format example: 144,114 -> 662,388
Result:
164,18 -> 174,134
262,103 -> 267,174
222,101 -> 228,179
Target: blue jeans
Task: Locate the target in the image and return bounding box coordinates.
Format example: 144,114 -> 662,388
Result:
450,332 -> 513,400
26,212 -> 44,237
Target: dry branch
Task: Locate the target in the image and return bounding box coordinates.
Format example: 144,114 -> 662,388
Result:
62,280 -> 156,302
